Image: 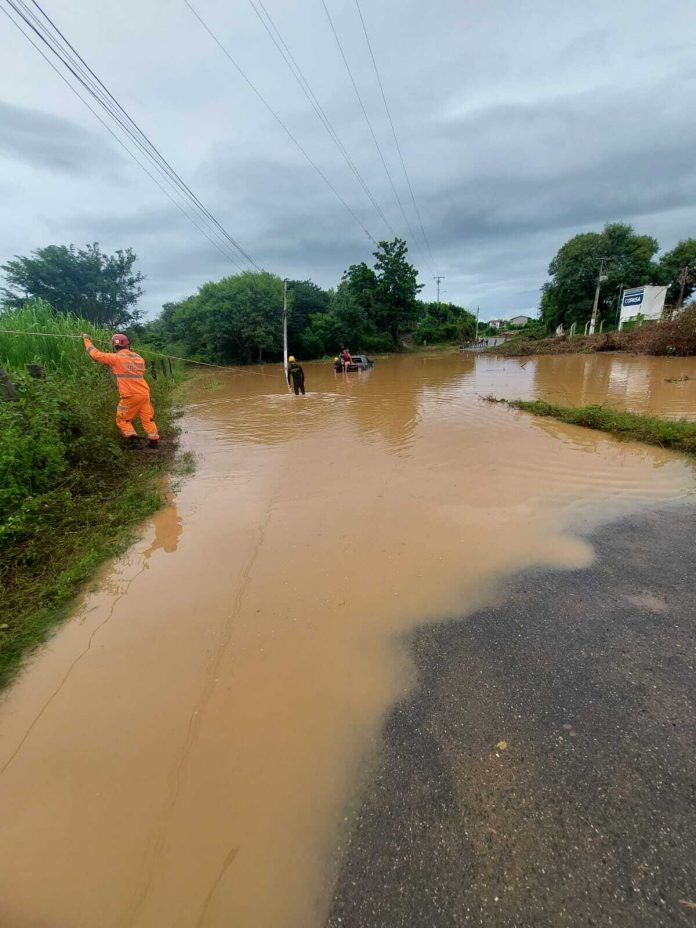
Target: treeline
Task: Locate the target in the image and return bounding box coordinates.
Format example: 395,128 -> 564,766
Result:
541,223 -> 696,331
139,239 -> 475,363
1,238 -> 476,364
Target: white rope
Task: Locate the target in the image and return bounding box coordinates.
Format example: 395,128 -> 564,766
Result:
0,328 -> 251,372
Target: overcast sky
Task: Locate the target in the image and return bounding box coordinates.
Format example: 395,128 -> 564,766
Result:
1,0 -> 695,320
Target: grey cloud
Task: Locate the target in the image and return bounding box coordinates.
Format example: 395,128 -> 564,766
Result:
0,99 -> 121,175
2,0 -> 695,321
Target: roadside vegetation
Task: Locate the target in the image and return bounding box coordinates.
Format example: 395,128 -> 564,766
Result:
488,304 -> 696,357
539,223 -> 696,333
0,301 -> 183,688
485,396 -> 696,456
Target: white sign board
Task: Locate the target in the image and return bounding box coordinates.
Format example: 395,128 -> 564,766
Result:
618,285 -> 668,330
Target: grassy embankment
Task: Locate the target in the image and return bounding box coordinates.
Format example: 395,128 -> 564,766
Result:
488,304 -> 696,357
485,397 -> 696,456
0,302 -> 186,688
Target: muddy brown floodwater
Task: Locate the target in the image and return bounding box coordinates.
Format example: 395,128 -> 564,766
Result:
1,352 -> 695,927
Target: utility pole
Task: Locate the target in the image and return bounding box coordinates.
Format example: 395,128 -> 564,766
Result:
616,284 -> 624,326
589,257 -> 610,335
282,278 -> 289,385
475,306 -> 480,341
433,275 -> 445,305
676,265 -> 692,311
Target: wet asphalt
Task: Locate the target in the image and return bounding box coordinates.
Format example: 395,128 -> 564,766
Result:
327,506 -> 696,927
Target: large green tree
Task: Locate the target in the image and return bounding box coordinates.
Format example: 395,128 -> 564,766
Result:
540,223 -> 659,330
657,238 -> 696,307
343,238 -> 422,346
1,243 -> 144,327
148,271 -> 285,364
286,279 -> 330,357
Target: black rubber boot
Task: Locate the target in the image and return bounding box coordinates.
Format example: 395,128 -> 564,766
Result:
125,435 -> 141,450
148,439 -> 160,450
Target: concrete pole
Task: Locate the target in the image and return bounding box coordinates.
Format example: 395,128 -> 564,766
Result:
283,279 -> 290,390
589,257 -> 608,335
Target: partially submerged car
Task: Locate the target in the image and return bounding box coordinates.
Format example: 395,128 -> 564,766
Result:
334,354 -> 374,372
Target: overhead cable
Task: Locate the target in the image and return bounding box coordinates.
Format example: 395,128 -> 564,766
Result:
353,0 -> 436,267
319,0 -> 426,264
1,0 -> 259,272
22,0 -> 258,270
183,0 -> 377,245
247,0 -> 396,240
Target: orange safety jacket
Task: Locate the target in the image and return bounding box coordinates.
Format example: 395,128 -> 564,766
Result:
83,337 -> 151,398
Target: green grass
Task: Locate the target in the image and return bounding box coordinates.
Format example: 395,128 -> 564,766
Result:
0,302 -> 187,689
0,300 -> 180,376
485,397 -> 696,455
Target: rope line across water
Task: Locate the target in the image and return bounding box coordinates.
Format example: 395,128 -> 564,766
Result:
0,329 -> 258,372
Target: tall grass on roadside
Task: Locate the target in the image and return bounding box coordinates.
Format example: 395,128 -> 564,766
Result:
0,300 -> 176,376
0,301 -> 109,376
484,397 -> 696,455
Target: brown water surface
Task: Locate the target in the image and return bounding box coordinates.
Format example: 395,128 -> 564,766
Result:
1,352 -> 694,927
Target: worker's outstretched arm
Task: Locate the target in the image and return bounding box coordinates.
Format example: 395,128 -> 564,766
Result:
82,334 -> 117,367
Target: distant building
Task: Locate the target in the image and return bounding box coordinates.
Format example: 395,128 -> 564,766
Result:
488,319 -> 504,330
509,314 -> 532,327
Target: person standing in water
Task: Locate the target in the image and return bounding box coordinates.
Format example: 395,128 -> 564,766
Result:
287,356 -> 306,395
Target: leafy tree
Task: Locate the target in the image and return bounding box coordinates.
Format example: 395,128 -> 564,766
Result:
146,271 -> 285,364
414,301 -> 476,344
540,223 -> 659,330
287,279 -> 330,351
1,243 -> 144,327
657,239 -> 696,306
343,238 -> 422,346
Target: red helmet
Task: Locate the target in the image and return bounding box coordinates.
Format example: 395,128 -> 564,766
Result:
111,333 -> 130,348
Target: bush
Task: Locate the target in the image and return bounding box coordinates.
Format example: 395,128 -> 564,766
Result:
359,331 -> 394,353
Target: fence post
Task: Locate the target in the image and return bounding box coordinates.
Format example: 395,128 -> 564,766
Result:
149,359 -> 158,380
168,358 -> 173,376
0,366 -> 19,401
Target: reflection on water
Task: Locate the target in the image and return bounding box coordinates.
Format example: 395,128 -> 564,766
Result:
143,500 -> 183,562
0,351 -> 694,928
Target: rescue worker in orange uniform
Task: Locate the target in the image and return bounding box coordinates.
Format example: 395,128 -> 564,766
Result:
82,332 -> 160,449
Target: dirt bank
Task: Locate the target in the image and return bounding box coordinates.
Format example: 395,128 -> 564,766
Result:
489,305 -> 696,357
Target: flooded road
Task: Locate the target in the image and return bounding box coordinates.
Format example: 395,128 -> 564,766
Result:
1,352 -> 695,927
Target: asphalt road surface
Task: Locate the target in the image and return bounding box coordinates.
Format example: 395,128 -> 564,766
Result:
327,505 -> 696,927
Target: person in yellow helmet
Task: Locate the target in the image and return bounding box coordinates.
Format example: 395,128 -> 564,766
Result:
287,355 -> 305,395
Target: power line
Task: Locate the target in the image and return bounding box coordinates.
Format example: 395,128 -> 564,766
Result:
247,0 -> 396,240
353,0 -> 436,267
319,0 -> 426,263
0,3 -> 247,272
25,0 -> 259,269
2,0 -> 259,272
183,0 -> 377,246
23,0 -> 258,270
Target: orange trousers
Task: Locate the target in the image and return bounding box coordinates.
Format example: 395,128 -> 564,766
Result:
116,394 -> 159,440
